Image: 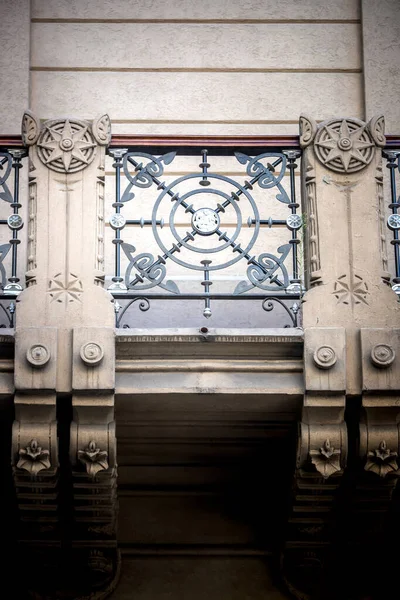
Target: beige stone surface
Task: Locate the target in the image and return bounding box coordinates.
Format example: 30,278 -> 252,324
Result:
304,327 -> 346,392
72,327 -> 115,391
31,23 -> 361,70
30,72 -> 363,123
362,0 -> 400,132
360,328 -> 400,391
14,327 -> 58,391
0,0 -> 30,132
32,0 -> 360,20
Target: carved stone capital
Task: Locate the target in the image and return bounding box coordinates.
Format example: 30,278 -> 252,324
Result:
313,117 -> 377,174
21,112 -> 111,173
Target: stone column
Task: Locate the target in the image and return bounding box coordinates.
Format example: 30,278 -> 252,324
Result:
12,112 -> 119,598
282,115 -> 400,599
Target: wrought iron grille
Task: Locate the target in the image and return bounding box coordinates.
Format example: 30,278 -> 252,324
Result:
383,148 -> 400,297
106,144 -> 304,328
0,146 -> 27,327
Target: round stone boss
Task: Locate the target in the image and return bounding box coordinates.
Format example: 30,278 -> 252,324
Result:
313,345 -> 337,369
27,344 -> 51,368
80,342 -> 104,366
370,343 -> 396,368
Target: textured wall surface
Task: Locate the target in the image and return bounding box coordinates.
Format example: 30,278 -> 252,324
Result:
29,0 -> 363,135
0,0 -> 30,132
362,0 -> 400,132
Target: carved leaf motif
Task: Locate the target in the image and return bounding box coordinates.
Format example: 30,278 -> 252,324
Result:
17,439 -> 51,476
365,441 -> 399,478
78,440 -> 109,477
309,439 -> 341,479
21,111 -> 40,145
299,114 -> 317,147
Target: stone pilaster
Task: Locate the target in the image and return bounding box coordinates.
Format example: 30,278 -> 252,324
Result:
12,112 -> 119,598
282,114 -> 400,599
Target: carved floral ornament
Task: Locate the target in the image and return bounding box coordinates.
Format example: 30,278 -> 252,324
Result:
299,114 -> 385,174
78,440 -> 109,477
17,439 -> 51,476
309,439 -> 342,479
365,441 -> 399,478
21,111 -> 111,173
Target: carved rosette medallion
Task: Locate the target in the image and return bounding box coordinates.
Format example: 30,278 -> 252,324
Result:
17,439 -> 51,476
37,118 -> 97,173
370,343 -> 396,368
313,345 -> 337,369
314,118 -> 375,173
80,341 -> 104,366
26,344 -> 51,367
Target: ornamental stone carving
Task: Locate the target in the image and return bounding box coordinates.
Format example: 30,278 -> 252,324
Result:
26,344 -> 51,368
309,439 -> 341,478
313,345 -> 337,369
364,441 -> 398,478
80,341 -> 104,366
370,343 -> 396,368
78,440 -> 109,477
314,118 -> 375,173
92,114 -> 112,146
17,439 -> 51,475
299,114 -> 317,148
21,110 -> 40,146
36,118 -> 98,173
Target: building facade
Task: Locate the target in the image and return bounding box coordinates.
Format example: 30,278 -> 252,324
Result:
1,2 -> 400,599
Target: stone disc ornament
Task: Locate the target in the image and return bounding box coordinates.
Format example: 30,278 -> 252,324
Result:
314,118 -> 375,173
37,118 -> 97,173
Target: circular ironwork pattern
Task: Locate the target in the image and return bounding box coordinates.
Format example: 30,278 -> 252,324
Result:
151,173 -> 260,272
370,344 -> 395,368
27,344 -> 50,368
387,214 -> 400,231
313,346 -> 337,369
37,118 -> 97,173
80,342 -> 104,366
314,118 -> 375,173
192,208 -> 220,235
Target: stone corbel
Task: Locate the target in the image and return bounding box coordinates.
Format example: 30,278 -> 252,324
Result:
69,327 -> 120,598
282,328 -> 347,600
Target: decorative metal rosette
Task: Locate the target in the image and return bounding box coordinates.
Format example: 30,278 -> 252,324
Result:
387,213 -> 400,231
7,214 -> 23,230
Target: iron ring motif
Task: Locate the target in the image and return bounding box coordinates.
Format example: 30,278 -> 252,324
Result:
27,344 -> 51,368
151,173 -> 260,272
80,342 -> 104,366
370,344 -> 395,368
313,345 -> 337,370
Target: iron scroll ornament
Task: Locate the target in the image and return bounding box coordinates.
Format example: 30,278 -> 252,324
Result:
109,148 -> 301,320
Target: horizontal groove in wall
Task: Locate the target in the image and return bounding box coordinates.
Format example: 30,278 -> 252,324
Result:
31,18 -> 360,24
120,545 -> 273,557
30,66 -> 362,74
111,120 -> 300,125
115,359 -> 303,373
